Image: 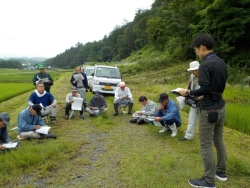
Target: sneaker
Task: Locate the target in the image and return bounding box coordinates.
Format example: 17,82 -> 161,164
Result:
80,114 -> 84,119
130,119 -> 137,123
215,172 -> 227,181
188,177 -> 215,188
137,120 -> 146,125
159,126 -> 169,133
178,137 -> 188,141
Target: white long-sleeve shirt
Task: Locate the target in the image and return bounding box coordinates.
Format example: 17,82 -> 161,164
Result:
114,87 -> 132,100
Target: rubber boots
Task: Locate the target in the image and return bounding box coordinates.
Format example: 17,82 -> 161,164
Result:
113,104 -> 118,116
128,103 -> 133,114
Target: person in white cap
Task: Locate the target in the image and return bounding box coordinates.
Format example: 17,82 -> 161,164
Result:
65,86 -> 82,119
179,61 -> 201,141
86,91 -> 107,116
113,82 -> 134,116
0,112 -> 11,150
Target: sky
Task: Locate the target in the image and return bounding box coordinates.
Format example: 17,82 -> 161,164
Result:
0,0 -> 154,58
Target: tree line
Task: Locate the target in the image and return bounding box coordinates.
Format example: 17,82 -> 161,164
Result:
44,0 -> 250,69
0,59 -> 22,69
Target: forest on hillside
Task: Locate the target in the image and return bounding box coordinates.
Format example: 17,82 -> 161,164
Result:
44,0 -> 250,69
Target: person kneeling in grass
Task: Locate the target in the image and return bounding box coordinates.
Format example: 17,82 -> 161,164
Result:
0,112 -> 12,150
17,104 -> 56,140
153,93 -> 182,137
86,91 -> 107,116
129,96 -> 157,125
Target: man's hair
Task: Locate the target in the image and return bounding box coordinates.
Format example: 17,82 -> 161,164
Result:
75,66 -> 81,71
191,33 -> 215,50
36,80 -> 44,86
139,96 -> 147,102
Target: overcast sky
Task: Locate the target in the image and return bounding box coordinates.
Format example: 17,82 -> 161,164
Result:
0,0 -> 153,58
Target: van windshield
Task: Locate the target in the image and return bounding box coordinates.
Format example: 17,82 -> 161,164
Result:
96,67 -> 120,78
85,68 -> 94,76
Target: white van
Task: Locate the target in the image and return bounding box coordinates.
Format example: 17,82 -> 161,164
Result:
82,66 -> 95,89
90,65 -> 121,94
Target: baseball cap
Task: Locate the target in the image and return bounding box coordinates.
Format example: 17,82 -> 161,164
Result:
38,64 -> 45,69
94,91 -> 100,96
0,112 -> 10,126
32,104 -> 42,116
71,86 -> 78,91
158,93 -> 169,102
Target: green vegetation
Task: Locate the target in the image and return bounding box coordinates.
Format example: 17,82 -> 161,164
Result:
1,64 -> 250,187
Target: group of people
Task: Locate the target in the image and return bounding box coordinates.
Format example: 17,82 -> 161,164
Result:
0,33 -> 227,188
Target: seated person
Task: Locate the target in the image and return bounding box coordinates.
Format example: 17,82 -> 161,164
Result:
113,82 -> 134,116
28,80 -> 58,124
153,93 -> 182,137
130,96 -> 157,125
17,104 -> 56,140
65,86 -> 82,119
0,112 -> 11,150
86,91 -> 107,116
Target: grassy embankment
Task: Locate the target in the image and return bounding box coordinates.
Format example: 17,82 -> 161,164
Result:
0,64 -> 250,188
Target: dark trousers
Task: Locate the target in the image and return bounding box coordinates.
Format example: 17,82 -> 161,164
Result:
65,103 -> 83,115
199,106 -> 227,184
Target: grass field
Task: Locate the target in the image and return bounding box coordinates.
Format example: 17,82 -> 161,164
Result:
1,67 -> 250,187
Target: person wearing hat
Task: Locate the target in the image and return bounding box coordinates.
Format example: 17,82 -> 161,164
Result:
113,82 -> 134,116
86,91 -> 107,116
65,86 -> 83,119
178,61 -> 201,141
0,112 -> 12,150
153,93 -> 182,137
28,80 -> 58,124
17,104 -> 56,139
32,63 -> 53,92
70,66 -> 88,112
129,96 -> 157,125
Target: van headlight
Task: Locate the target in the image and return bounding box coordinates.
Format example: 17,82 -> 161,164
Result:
94,80 -> 99,85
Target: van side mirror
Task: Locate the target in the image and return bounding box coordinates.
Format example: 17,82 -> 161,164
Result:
91,73 -> 94,76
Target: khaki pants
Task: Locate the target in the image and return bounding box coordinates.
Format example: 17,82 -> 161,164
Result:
19,131 -> 40,139
199,106 -> 227,184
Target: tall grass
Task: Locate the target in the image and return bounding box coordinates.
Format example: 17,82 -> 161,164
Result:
0,83 -> 35,103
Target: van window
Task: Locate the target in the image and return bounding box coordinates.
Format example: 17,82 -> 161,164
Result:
96,67 -> 120,78
85,68 -> 94,76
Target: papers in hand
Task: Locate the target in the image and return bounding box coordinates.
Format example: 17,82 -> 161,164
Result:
3,142 -> 18,149
35,126 -> 51,134
132,112 -> 140,118
42,78 -> 49,82
170,88 -> 184,96
71,97 -> 83,111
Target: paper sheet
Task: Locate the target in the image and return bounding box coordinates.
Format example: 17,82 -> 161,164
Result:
42,78 -> 49,82
35,126 -> 51,134
71,97 -> 83,111
170,88 -> 184,96
3,142 -> 18,149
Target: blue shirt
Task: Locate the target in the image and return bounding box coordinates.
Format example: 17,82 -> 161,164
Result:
29,92 -> 54,107
17,108 -> 45,134
0,126 -> 11,143
155,99 -> 182,127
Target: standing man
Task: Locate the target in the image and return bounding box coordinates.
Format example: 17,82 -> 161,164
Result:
179,33 -> 228,188
178,61 -> 200,141
70,66 -> 88,113
65,86 -> 82,119
154,93 -> 182,137
0,112 -> 11,150
29,80 -> 58,124
113,82 -> 134,116
32,63 -> 53,92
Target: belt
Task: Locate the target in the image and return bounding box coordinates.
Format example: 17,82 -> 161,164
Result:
77,86 -> 84,88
